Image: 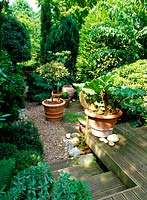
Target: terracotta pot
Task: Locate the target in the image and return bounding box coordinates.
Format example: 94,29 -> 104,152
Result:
61,98 -> 71,108
62,85 -> 75,99
42,98 -> 65,121
85,109 -> 122,137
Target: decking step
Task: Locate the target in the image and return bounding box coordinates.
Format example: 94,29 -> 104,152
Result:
50,159 -> 126,200
85,171 -> 126,200
52,161 -> 104,180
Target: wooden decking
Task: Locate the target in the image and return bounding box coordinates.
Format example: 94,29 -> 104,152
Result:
50,100 -> 147,200
84,122 -> 147,199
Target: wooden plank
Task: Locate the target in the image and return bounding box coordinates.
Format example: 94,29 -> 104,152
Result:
114,124 -> 147,154
50,159 -> 73,171
53,164 -> 103,180
83,171 -> 126,200
123,190 -> 141,200
92,185 -> 125,199
132,186 -> 147,199
112,193 -> 127,200
84,131 -> 136,188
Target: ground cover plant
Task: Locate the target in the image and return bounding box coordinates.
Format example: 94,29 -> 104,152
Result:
0,163 -> 93,200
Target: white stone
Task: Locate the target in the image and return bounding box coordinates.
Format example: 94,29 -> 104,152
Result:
68,147 -> 81,157
99,137 -> 105,142
107,134 -> 119,143
71,132 -> 80,138
99,137 -> 108,143
108,141 -> 115,146
70,137 -> 80,146
78,153 -> 96,168
104,139 -> 108,143
66,133 -> 71,139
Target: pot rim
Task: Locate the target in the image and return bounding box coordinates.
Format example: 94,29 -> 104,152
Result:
42,99 -> 65,107
85,108 -> 122,119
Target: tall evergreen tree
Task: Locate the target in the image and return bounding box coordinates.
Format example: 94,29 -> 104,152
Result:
40,0 -> 51,64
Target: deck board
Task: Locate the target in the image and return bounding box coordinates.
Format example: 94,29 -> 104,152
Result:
84,122 -> 147,199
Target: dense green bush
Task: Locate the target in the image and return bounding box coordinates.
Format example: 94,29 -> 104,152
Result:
0,121 -> 43,155
109,59 -> 147,126
4,163 -> 54,200
0,158 -> 15,192
52,172 -> 93,200
76,0 -> 147,81
0,143 -> 18,160
0,50 -> 26,121
15,150 -> 43,172
0,143 -> 42,173
26,72 -> 51,102
1,15 -> 31,65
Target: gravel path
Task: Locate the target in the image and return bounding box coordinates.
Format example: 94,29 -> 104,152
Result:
24,102 -> 67,164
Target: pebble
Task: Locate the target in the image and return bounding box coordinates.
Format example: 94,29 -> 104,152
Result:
108,141 -> 115,146
107,134 -> 119,143
66,133 -> 71,139
68,147 -> 81,157
71,132 -> 80,138
99,137 -> 108,143
70,137 -> 80,146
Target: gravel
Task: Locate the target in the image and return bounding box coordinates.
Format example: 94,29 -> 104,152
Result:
23,102 -> 67,164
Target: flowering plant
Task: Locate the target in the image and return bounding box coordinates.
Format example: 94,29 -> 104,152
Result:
38,61 -> 69,96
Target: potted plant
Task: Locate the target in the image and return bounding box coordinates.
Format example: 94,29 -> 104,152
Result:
60,92 -> 71,108
79,75 -> 122,137
38,61 -> 69,121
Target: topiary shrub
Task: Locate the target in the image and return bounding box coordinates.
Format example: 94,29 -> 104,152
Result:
15,150 -> 43,172
0,121 -> 43,155
0,143 -> 18,160
51,172 -> 93,200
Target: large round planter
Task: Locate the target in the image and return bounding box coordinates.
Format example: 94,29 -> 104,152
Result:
42,99 -> 65,121
85,109 -> 122,137
62,85 -> 75,99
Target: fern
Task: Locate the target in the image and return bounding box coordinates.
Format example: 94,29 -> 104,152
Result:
0,158 -> 15,191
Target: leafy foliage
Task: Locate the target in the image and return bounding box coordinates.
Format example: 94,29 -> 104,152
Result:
0,158 -> 15,191
52,172 -> 93,200
38,61 -> 69,93
0,50 -> 26,121
26,72 -> 51,102
40,0 -> 51,64
10,0 -> 41,71
1,15 -> 31,65
110,59 -> 147,126
4,163 -> 54,200
15,150 -> 43,173
0,143 -> 18,160
76,0 -> 147,81
0,121 -> 43,155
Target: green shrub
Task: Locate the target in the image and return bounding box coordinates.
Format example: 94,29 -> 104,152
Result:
0,158 -> 15,191
61,92 -> 69,99
0,143 -> 18,160
2,15 -> 31,65
0,121 -> 43,155
76,0 -> 147,81
52,172 -> 93,200
26,72 -> 51,102
0,51 -> 26,122
109,59 -> 147,126
6,163 -> 53,200
15,150 -> 43,172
